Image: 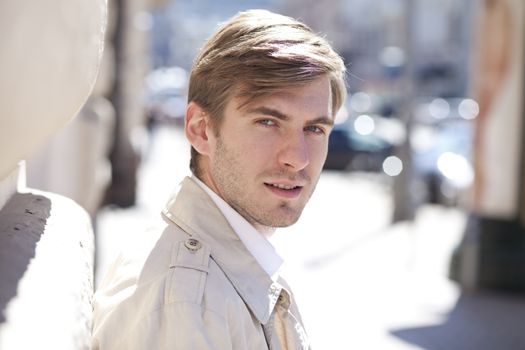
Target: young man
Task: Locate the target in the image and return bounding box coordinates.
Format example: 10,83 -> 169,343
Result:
92,9 -> 346,349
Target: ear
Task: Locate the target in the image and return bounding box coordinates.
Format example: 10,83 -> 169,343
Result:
185,102 -> 211,156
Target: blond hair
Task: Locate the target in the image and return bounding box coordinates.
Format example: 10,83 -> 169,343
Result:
188,9 -> 347,175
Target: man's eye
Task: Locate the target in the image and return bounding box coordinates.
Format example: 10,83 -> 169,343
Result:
257,119 -> 276,126
305,125 -> 325,134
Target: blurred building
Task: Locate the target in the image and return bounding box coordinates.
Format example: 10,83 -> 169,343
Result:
149,0 -> 276,70
148,0 -> 475,116
279,0 -> 473,97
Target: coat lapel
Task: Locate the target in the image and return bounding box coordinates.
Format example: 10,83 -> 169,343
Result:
162,177 -> 278,324
162,177 -> 311,349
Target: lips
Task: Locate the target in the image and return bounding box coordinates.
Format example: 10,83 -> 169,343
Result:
268,183 -> 299,190
264,182 -> 303,198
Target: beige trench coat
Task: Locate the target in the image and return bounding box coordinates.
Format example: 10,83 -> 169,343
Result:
92,177 -> 311,349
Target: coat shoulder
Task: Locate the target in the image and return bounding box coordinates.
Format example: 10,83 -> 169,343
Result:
164,234 -> 212,305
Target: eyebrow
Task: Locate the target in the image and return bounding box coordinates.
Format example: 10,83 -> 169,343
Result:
247,106 -> 334,126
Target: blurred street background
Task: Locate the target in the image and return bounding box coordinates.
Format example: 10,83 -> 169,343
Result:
24,0 -> 525,349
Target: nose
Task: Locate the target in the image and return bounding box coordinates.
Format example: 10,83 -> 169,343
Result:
277,131 -> 310,170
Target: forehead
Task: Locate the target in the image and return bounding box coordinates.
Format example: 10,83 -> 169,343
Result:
232,76 -> 333,118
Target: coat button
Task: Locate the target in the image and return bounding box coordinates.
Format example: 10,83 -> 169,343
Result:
184,238 -> 202,252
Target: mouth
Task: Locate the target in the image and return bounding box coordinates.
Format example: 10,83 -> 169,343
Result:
264,182 -> 303,198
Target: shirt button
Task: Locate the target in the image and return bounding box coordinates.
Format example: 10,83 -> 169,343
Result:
184,238 -> 202,252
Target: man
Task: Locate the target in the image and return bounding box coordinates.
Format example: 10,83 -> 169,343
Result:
92,9 -> 346,349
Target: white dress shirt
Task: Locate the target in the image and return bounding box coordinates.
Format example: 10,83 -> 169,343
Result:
192,175 -> 283,281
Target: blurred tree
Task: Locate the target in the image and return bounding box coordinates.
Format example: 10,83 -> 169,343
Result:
104,0 -> 166,207
391,0 -> 416,223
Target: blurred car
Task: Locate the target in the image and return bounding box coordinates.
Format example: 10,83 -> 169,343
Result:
323,116 -> 399,172
411,97 -> 477,206
348,90 -> 401,118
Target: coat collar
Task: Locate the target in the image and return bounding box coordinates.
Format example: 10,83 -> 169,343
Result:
162,177 -> 289,324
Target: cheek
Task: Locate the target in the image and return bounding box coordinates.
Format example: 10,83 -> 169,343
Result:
309,140 -> 329,163
244,133 -> 279,155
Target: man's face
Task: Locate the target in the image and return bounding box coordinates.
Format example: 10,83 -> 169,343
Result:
201,76 -> 334,231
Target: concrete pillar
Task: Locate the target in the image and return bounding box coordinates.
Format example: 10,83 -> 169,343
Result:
0,0 -> 107,348
25,98 -> 115,217
0,165 -> 95,349
24,0 -> 117,217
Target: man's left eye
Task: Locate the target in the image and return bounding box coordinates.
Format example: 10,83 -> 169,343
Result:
258,119 -> 276,126
305,125 -> 325,134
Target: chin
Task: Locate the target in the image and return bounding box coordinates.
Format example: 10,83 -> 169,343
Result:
270,212 -> 302,227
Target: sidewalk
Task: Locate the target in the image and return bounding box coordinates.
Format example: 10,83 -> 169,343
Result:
96,125 -> 525,349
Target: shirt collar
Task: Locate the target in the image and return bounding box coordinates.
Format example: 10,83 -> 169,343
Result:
191,175 -> 283,282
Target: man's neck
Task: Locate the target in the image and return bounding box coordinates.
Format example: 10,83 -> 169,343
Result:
193,173 -> 276,237
190,174 -> 283,281
255,224 -> 276,238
